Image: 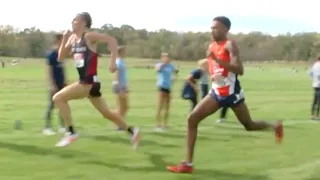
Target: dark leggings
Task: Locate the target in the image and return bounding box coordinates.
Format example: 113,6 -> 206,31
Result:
189,97 -> 198,112
200,84 -> 209,99
311,88 -> 320,117
45,89 -> 64,128
220,106 -> 229,119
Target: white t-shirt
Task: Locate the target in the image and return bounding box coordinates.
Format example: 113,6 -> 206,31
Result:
309,61 -> 320,88
200,71 -> 209,85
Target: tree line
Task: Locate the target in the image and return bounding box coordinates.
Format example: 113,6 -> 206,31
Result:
0,24 -> 319,61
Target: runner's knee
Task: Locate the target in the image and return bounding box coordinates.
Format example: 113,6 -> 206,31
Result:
52,92 -> 66,103
187,112 -> 200,127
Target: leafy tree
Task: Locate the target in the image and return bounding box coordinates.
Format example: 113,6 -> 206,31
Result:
0,23 -> 319,61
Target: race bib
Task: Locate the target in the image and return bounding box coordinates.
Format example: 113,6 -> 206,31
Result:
211,62 -> 231,87
74,53 -> 85,68
212,74 -> 230,87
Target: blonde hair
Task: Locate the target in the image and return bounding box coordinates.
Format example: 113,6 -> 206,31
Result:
198,59 -> 208,70
118,46 -> 126,54
161,52 -> 169,57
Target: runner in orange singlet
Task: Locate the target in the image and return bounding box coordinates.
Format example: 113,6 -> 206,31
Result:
166,16 -> 284,174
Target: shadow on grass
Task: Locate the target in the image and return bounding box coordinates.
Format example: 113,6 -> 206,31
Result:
90,135 -> 179,148
0,141 -> 89,158
284,125 -> 306,130
148,132 -> 231,142
305,171 -> 320,180
219,120 -> 310,130
214,121 -> 244,130
81,152 -> 269,180
218,120 -> 306,132
305,178 -> 320,180
150,130 -> 258,142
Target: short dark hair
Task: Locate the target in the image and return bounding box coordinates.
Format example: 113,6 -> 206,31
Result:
79,12 -> 92,28
54,33 -> 63,41
213,16 -> 231,30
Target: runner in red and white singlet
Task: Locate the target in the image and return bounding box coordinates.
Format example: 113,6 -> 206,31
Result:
52,12 -> 140,149
167,16 -> 283,174
208,39 -> 243,98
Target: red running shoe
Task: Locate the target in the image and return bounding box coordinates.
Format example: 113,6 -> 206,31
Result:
166,162 -> 193,173
275,121 -> 283,143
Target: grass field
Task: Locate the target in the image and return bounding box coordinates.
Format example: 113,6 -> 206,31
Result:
0,57 -> 319,180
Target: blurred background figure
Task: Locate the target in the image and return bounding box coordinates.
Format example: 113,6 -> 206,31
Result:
154,52 -> 177,132
181,59 -> 208,111
43,33 -> 66,135
113,46 -> 130,131
309,56 -> 320,120
199,59 -> 209,99
1,59 -> 5,68
216,106 -> 228,123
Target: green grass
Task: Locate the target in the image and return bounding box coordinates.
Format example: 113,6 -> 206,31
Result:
0,57 -> 319,180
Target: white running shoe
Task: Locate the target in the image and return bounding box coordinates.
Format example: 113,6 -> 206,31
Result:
154,127 -> 163,132
162,126 -> 168,132
42,128 -> 56,136
58,127 -> 66,134
131,128 -> 141,150
216,118 -> 225,123
55,133 -> 78,147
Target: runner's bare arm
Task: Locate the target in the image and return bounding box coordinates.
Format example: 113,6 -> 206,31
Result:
213,40 -> 244,75
113,68 -> 119,82
58,35 -> 72,61
86,32 -> 118,65
172,68 -> 178,83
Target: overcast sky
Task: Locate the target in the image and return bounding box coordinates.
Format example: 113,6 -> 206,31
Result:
1,0 -> 318,34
